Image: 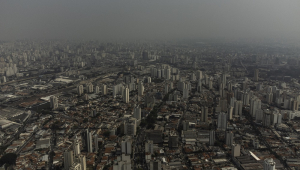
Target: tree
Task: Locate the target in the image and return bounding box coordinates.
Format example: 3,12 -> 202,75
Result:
0,153 -> 17,166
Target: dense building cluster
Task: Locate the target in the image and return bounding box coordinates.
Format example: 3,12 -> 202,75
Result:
1,40 -> 300,170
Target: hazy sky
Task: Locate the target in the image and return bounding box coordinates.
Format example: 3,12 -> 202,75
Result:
1,0 -> 300,41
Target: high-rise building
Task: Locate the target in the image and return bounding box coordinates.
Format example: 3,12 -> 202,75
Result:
220,98 -> 228,112
77,85 -> 84,96
87,129 -> 93,153
264,158 -> 276,170
164,84 -> 169,94
196,70 -> 203,80
133,105 -> 141,120
182,120 -> 189,131
242,93 -> 250,105
123,87 -> 129,103
138,82 -> 144,96
201,107 -> 208,123
227,82 -> 233,91
87,84 -> 93,93
191,72 -> 196,81
73,137 -> 80,157
157,69 -> 161,78
50,96 -> 58,110
2,76 -> 6,83
222,73 -> 227,85
166,69 -> 171,80
94,135 -> 99,152
232,144 -> 241,157
121,139 -> 132,155
147,77 -> 151,83
230,97 -> 236,108
254,69 -> 259,82
262,111 -> 271,127
124,118 -> 136,136
255,109 -> 264,121
183,87 -> 189,99
84,94 -> 89,101
150,160 -> 161,170
69,163 -> 81,170
64,150 -> 74,170
145,140 -> 154,154
250,98 -> 261,117
169,131 -> 179,148
209,130 -> 215,146
234,100 -> 243,116
266,93 -> 273,104
208,79 -> 213,89
142,51 -> 149,60
197,80 -> 202,92
102,84 -> 107,95
291,100 -> 298,111
79,155 -> 86,170
95,86 -> 100,94
228,106 -> 233,120
225,131 -> 234,146
217,112 -> 227,130
113,85 -> 118,98
170,82 -> 173,89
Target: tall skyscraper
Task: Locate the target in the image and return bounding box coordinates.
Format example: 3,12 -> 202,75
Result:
123,87 -> 129,103
264,158 -> 276,170
254,69 -> 259,81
